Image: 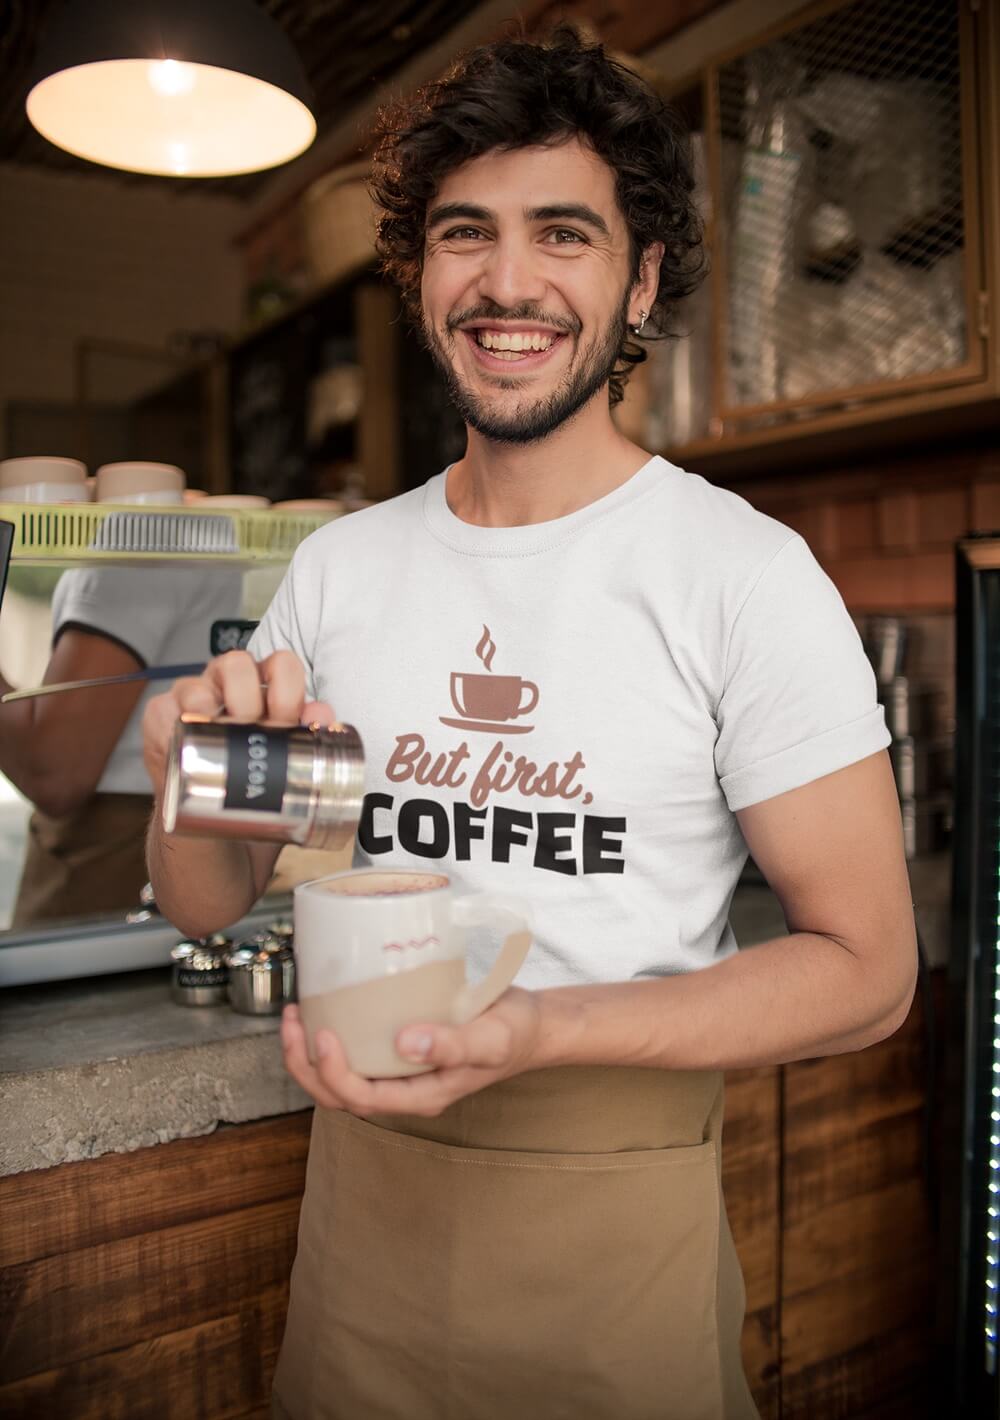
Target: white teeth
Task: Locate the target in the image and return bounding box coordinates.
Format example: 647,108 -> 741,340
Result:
476,330 -> 555,353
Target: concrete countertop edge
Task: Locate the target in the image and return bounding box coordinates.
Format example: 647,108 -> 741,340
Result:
1,1028 -> 311,1178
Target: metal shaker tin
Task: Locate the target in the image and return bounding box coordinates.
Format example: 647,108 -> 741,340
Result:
170,934 -> 231,1006
224,932 -> 296,1016
162,715 -> 364,850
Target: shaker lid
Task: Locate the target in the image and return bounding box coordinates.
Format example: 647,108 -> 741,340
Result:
223,944 -> 259,969
225,945 -> 288,972
250,929 -> 292,956
224,933 -> 291,970
171,937 -> 228,971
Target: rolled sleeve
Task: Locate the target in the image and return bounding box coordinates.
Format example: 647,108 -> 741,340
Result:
714,535 -> 890,811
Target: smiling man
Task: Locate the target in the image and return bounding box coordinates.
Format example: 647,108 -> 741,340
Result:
143,27 -> 917,1420
421,152 -> 637,445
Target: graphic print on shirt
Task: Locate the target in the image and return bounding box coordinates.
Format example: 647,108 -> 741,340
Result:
439,625 -> 538,734
358,625 -> 628,875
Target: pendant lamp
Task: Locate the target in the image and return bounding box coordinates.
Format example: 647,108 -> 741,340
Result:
26,0 -> 316,178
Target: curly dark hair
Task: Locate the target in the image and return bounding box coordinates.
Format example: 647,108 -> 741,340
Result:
370,25 -> 707,406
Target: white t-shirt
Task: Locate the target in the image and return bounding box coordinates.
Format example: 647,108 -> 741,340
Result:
52,565 -> 243,795
250,456 -> 889,990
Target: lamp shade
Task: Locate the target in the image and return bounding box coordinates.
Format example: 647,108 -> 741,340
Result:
26,0 -> 316,178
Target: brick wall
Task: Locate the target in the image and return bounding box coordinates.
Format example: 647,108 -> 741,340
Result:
0,163 -> 244,456
721,442 -> 1000,614
712,439 -> 1000,859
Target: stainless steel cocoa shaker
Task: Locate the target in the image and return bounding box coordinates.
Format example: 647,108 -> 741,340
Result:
162,715 -> 364,850
224,931 -> 296,1016
170,934 -> 231,1006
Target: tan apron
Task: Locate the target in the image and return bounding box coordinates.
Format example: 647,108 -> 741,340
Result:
11,793 -> 152,927
272,1066 -> 759,1420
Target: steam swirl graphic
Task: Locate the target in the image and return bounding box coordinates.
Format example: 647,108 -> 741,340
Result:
475,624 -> 497,672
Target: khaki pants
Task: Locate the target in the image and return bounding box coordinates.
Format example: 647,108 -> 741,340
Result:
12,793 -> 152,928
272,1066 -> 759,1420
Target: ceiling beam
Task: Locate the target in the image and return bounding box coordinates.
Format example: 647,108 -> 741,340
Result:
236,0 -> 550,240
644,0 -> 807,87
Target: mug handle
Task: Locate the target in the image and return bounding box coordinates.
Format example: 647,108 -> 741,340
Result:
448,893 -> 532,1025
516,680 -> 539,716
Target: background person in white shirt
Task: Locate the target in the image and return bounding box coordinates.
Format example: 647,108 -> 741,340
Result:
0,564 -> 239,925
142,28 -> 916,1420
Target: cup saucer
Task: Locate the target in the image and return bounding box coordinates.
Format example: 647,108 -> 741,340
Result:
438,716 -> 534,735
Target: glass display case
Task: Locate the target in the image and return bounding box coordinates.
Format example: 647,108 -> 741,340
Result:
652,0 -> 999,476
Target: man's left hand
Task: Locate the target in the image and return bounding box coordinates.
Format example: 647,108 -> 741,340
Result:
280,988 -> 544,1118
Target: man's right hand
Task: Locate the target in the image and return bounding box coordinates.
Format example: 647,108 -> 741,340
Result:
141,649 -> 338,936
142,648 -> 336,800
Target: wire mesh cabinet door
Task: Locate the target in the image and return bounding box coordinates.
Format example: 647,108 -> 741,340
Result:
704,0 -> 987,437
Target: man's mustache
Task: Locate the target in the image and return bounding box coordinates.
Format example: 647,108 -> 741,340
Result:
445,305 -> 580,336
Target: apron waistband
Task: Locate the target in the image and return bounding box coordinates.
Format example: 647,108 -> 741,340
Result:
370,1064 -> 725,1155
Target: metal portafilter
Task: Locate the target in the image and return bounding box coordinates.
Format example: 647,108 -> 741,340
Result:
161,714 -> 365,849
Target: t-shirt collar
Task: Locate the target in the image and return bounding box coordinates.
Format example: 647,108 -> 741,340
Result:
422,455 -> 673,558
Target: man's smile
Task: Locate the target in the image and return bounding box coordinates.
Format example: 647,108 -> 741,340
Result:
460,327 -> 570,370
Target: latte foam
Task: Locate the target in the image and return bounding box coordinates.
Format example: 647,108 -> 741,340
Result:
317,871 -> 448,899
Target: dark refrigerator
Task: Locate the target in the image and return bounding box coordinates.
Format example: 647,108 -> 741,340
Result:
944,531 -> 1000,1414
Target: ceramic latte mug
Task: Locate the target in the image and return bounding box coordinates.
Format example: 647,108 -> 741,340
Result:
294,869 -> 532,1077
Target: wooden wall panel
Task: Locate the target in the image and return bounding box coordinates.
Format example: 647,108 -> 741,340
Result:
724,1066 -> 781,1304
0,1111 -> 311,1270
0,1112 -> 311,1417
722,1063 -> 782,1418
781,1323 -> 935,1420
0,1285 -> 286,1420
779,978 -> 938,1420
1,1198 -> 300,1382
783,1176 -> 930,1296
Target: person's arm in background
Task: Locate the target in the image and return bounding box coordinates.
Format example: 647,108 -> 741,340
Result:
0,628 -> 146,816
0,562 -> 200,818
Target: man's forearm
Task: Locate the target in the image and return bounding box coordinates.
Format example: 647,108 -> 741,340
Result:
146,812 -> 261,938
532,928 -> 917,1073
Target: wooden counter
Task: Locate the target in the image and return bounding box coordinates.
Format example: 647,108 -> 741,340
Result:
0,972 -> 940,1419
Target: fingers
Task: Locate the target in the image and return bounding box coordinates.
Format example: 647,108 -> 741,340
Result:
258,649 -> 307,724
142,689 -> 185,792
280,1009 -> 398,1117
397,1014 -> 514,1071
280,1007 -> 518,1121
172,649 -> 311,724
301,700 -> 338,728
280,1006 -> 350,1113
202,651 -> 267,721
143,647 -> 317,788
280,1007 -> 448,1118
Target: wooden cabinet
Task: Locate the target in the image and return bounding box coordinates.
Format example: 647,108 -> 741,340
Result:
214,265 -> 470,503
225,274 -> 401,504
647,0 -> 1000,478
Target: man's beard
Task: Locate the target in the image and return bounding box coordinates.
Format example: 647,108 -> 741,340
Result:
422,293 -> 630,446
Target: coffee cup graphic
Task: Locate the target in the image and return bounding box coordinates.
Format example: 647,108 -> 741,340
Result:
450,672 -> 538,723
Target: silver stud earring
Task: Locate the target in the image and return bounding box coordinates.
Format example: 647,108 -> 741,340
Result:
632,309 -> 649,334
